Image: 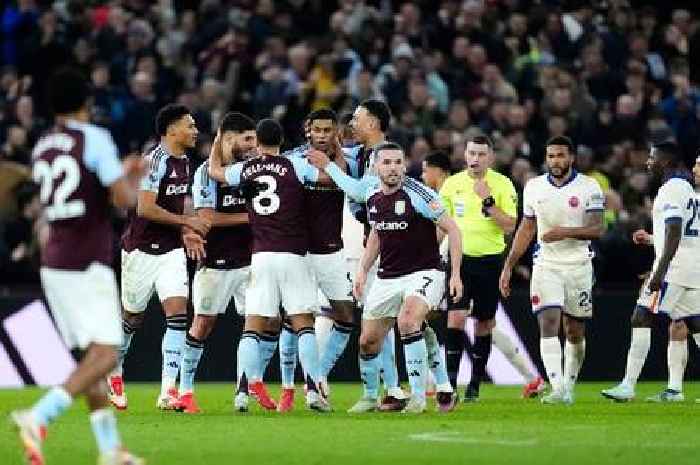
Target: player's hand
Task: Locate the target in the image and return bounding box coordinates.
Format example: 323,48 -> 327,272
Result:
541,226 -> 566,243
353,269 -> 367,301
473,179 -> 491,200
122,154 -> 146,178
648,271 -> 664,292
499,267 -> 512,298
307,148 -> 331,169
449,275 -> 463,303
183,231 -> 206,260
632,229 -> 652,245
185,216 -> 211,236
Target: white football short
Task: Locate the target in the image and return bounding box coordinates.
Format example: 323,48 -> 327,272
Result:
193,266 -> 250,316
308,250 -> 353,302
635,277 -> 656,311
364,269 -> 445,320
530,261 -> 594,319
40,263 -> 122,349
246,252 -> 315,317
120,248 -> 189,313
656,281 -> 700,321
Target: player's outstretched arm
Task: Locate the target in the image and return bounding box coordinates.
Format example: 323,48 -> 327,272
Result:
207,131 -> 227,183
308,149 -> 368,201
500,216 -> 536,298
648,219 -> 682,291
436,214 -> 464,302
109,155 -> 144,209
197,207 -> 248,227
541,210 -> 604,242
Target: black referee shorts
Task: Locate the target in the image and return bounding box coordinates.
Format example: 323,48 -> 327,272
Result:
447,254 -> 503,321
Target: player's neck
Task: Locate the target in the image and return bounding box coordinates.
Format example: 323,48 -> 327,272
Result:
258,145 -> 280,157
56,109 -> 89,124
381,183 -> 401,195
467,169 -> 487,180
435,175 -> 448,191
162,138 -> 186,158
549,169 -> 574,186
365,132 -> 385,148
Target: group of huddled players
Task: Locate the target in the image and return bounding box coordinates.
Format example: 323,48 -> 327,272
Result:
9,66 -> 700,465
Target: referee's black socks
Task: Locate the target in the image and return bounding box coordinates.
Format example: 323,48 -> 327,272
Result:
446,328 -> 465,389
470,334 -> 492,388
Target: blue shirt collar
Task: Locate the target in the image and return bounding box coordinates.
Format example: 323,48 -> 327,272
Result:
547,169 -> 578,188
662,169 -> 693,185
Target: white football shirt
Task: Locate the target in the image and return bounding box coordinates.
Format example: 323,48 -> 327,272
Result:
523,171 -> 605,265
651,177 -> 700,288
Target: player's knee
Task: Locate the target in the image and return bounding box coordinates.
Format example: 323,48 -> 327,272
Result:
90,344 -> 118,372
669,320 -> 688,340
359,333 -> 380,354
630,306 -> 652,327
332,301 -> 355,324
263,316 -> 281,333
191,315 -> 217,340
122,310 -> 144,330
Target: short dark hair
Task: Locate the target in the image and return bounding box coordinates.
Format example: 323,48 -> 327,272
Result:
256,118 -> 283,147
424,151 -> 452,173
375,141 -> 403,158
220,112 -> 255,133
339,112 -> 353,125
155,104 -> 192,136
653,141 -> 682,162
546,135 -> 575,153
307,108 -> 337,124
47,67 -> 90,115
360,99 -> 391,132
469,135 -> 494,149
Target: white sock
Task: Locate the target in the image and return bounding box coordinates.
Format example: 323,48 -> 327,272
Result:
563,339 -> 585,390
540,337 -> 563,392
492,327 -> 534,383
667,339 -> 688,392
315,315 -> 334,357
89,408 -> 121,455
622,327 -> 651,388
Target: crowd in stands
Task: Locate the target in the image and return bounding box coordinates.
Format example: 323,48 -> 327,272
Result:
2,0 -> 697,289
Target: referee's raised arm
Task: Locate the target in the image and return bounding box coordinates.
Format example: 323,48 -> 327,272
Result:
438,135 -> 518,402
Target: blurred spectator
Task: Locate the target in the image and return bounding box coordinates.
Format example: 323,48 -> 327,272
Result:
0,181 -> 41,284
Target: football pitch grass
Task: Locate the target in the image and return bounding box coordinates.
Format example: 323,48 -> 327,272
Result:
1,382 -> 699,465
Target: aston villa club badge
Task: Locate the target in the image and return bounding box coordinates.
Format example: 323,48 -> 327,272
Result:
394,200 -> 406,215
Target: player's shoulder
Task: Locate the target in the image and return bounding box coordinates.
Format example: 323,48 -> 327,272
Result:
283,144 -> 308,159
342,144 -> 363,158
193,161 -> 211,183
366,185 -> 382,203
524,174 -> 548,191
77,121 -> 115,145
575,172 -> 603,191
403,177 -> 439,202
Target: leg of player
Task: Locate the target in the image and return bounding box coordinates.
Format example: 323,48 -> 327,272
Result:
109,309 -> 144,410
647,320 -> 688,403
491,327 -> 544,398
562,315 -> 586,404
318,300 -> 355,382
465,317 -> 495,402
445,310 -> 467,394
537,308 -> 568,405
237,315 -> 277,411
177,315 -> 217,414
423,322 -> 456,412
377,327 -> 409,411
348,319 -> 393,413
277,318 -> 298,412
288,313 -> 331,412
397,296 -> 431,414
601,306 -> 653,402
687,318 -> 700,403
158,297 -> 188,410
14,345 -> 143,465
260,317 -> 281,375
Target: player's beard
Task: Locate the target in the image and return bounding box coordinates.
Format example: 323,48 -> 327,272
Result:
548,162 -> 572,179
382,172 -> 402,187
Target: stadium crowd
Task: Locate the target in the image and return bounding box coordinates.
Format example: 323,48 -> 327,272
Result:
1,0 -> 699,288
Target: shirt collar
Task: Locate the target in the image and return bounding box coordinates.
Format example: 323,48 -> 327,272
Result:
547,169 -> 577,188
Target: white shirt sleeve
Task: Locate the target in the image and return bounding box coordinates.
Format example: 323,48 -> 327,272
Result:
193,163 -> 216,209
140,152 -> 167,192
523,179 -> 536,218
224,162 -> 244,187
659,180 -> 688,223
585,181 -> 605,212
83,126 -> 123,187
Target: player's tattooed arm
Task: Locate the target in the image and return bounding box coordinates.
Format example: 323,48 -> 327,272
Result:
541,210 -> 604,242
648,219 -> 682,291
500,216 -> 537,298
353,227 -> 380,301
436,214 -> 464,302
